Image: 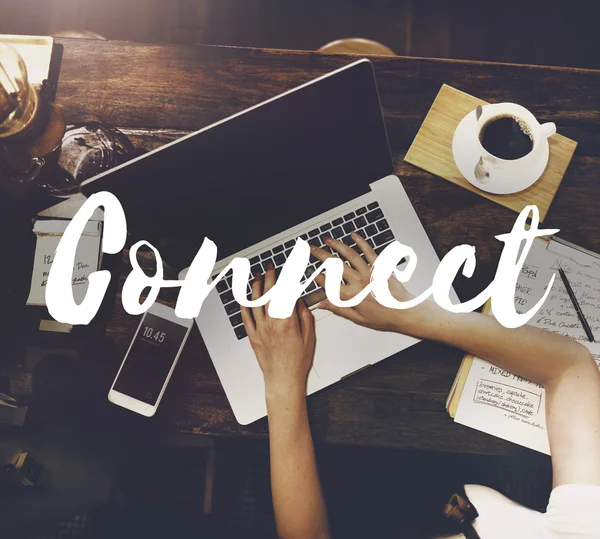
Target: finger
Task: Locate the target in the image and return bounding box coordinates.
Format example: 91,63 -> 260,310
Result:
310,243 -> 337,264
251,273 -> 265,322
317,299 -> 368,326
309,242 -> 357,283
297,299 -> 315,339
240,305 -> 256,338
313,267 -> 352,299
263,264 -> 276,294
351,232 -> 378,266
324,236 -> 369,275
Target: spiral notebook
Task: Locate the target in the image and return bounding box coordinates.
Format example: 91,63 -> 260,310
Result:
446,236 -> 600,454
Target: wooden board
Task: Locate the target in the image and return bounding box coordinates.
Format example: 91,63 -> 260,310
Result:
405,84 -> 578,221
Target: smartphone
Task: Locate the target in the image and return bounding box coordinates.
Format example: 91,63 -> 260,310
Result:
108,302 -> 193,417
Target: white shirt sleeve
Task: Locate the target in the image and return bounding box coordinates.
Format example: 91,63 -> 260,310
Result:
437,484 -> 600,539
543,484 -> 600,538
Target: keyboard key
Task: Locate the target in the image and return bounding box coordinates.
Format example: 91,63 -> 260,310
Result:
300,234 -> 308,240
220,290 -> 234,304
308,228 -> 319,237
331,227 -> 344,239
284,239 -> 295,248
225,301 -> 240,316
342,235 -> 354,246
234,325 -> 247,340
366,208 -> 384,223
273,245 -> 284,253
373,230 -> 394,246
260,250 -> 272,260
365,224 -> 378,237
308,238 -> 320,248
226,277 -> 233,288
343,212 -> 355,221
320,233 -> 331,244
367,201 -> 379,210
251,264 -> 262,276
374,243 -> 403,258
249,255 -> 260,265
274,253 -> 286,266
356,206 -> 367,215
332,217 -> 344,226
307,281 -> 317,292
305,266 -> 316,279
343,221 -> 356,234
376,219 -> 389,232
285,249 -> 292,257
355,216 -> 367,228
216,280 -> 228,293
320,223 -> 332,231
261,260 -> 273,272
229,313 -> 243,327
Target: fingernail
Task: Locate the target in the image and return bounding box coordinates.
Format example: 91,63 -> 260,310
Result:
350,232 -> 358,239
324,236 -> 332,243
268,263 -> 274,270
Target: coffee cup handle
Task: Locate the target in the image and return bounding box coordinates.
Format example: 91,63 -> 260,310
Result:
474,156 -> 491,183
540,122 -> 556,139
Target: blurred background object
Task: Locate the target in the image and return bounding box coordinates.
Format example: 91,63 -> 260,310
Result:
0,41 -> 65,187
0,0 -> 599,68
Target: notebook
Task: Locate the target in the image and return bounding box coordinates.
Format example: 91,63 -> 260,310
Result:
446,236 -> 600,454
26,219 -> 103,308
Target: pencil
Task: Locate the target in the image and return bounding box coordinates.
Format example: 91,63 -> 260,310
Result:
557,265 -> 595,343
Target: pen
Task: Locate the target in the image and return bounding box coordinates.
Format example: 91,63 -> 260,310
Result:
557,264 -> 595,343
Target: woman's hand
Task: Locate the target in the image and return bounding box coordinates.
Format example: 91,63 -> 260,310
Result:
311,231 -> 440,336
241,265 -> 316,399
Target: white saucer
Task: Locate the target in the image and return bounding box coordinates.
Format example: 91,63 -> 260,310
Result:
452,110 -> 549,195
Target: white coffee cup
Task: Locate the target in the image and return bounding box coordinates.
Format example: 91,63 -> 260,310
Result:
474,103 -> 555,182
452,102 -> 556,194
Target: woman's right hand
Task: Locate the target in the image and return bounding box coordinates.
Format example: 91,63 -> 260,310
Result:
311,232 -> 440,336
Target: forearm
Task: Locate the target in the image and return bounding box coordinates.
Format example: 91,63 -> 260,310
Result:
266,387 -> 330,539
406,303 -> 600,486
405,303 -> 590,386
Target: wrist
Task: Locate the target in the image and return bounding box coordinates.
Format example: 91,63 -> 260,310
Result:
264,380 -> 307,408
265,386 -> 306,417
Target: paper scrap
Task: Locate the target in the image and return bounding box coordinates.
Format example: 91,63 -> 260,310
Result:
26,220 -> 102,307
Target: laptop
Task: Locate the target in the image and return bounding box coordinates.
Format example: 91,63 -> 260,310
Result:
81,59 -> 447,425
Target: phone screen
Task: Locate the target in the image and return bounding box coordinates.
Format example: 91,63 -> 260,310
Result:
113,313 -> 188,405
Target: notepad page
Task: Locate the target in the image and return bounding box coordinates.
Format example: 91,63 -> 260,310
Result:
26,220 -> 103,307
454,238 -> 600,454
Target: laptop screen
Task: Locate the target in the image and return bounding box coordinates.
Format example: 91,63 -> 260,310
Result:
82,60 -> 393,269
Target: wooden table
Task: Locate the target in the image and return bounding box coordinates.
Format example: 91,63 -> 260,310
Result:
41,39 -> 600,456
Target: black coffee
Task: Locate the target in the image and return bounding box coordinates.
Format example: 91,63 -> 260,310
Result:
480,116 -> 533,160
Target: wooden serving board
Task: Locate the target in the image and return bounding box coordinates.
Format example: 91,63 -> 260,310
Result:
405,84 -> 577,221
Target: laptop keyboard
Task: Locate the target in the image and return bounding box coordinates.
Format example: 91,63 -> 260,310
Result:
214,201 -> 397,340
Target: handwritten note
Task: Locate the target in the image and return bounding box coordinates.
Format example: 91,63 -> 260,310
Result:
455,238 -> 600,454
26,220 -> 102,307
